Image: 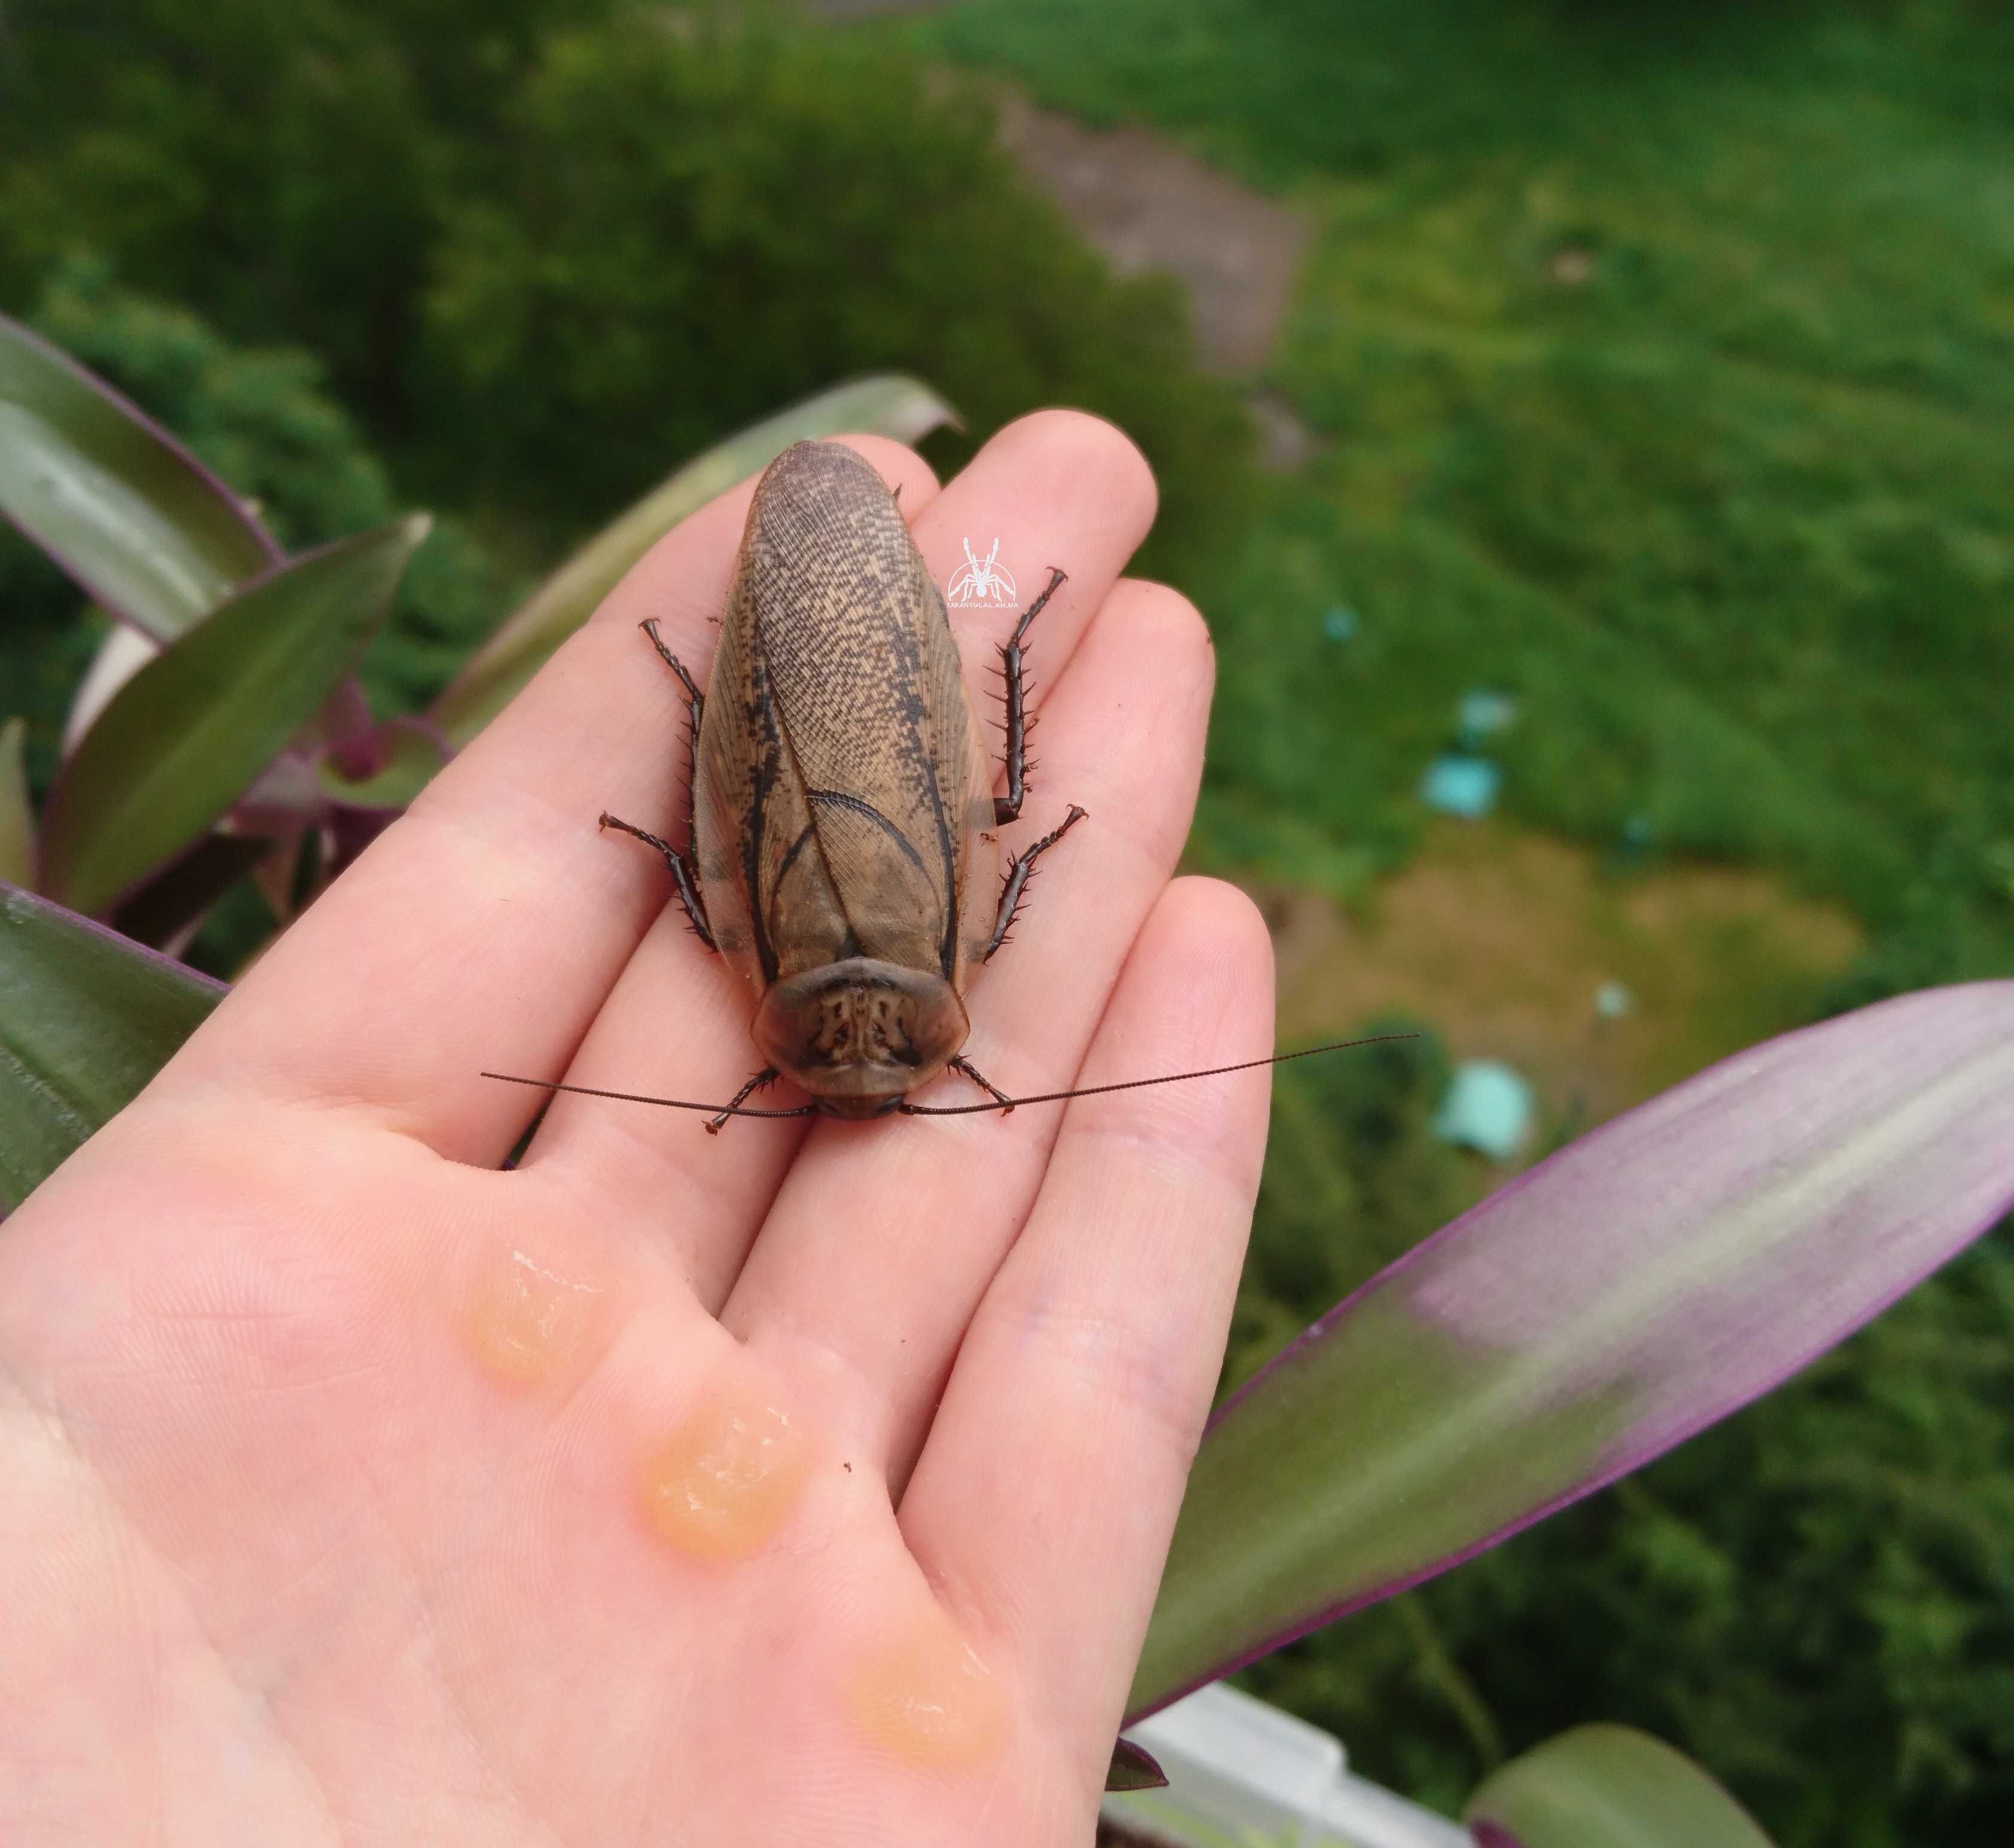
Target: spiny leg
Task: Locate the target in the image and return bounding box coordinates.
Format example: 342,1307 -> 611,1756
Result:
949,1054 -> 1015,1114
985,803 -> 1088,962
640,618 -> 707,841
640,618 -> 705,721
603,618 -> 714,949
598,813 -> 714,950
706,1066 -> 780,1136
993,566 -> 1067,826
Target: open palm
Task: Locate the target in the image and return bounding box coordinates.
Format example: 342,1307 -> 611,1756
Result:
0,412 -> 1274,1846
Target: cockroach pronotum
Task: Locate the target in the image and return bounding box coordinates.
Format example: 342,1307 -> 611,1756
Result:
485,440 -> 1400,1131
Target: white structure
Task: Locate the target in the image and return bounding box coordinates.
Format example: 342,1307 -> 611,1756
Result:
1103,1682 -> 1476,1848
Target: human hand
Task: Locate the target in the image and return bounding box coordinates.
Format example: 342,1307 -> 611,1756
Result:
0,412 -> 1273,1846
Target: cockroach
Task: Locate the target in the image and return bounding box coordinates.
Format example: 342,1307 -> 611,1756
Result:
485,440 -> 1400,1131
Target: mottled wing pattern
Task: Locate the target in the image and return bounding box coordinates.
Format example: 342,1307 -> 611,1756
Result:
691,560 -> 796,1001
692,442 -> 998,1001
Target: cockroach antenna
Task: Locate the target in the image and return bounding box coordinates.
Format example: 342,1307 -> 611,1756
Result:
480,1032 -> 1420,1131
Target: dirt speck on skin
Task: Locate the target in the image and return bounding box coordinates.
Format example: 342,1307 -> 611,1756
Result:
1257,817 -> 1865,1131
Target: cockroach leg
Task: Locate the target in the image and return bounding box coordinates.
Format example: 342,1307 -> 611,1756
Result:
638,617 -> 701,704
984,803 -> 1088,961
598,811 -> 716,952
991,566 -> 1067,825
639,618 -> 707,826
608,619 -> 717,950
948,1054 -> 1015,1114
707,1066 -> 780,1136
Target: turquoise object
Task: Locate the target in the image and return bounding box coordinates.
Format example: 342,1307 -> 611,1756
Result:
1434,1059 -> 1535,1160
1420,753 -> 1501,819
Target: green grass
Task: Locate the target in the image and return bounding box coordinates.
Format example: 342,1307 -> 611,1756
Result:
892,0 -> 2014,978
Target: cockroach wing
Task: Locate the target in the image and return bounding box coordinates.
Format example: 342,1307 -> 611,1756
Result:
693,442 -> 999,1004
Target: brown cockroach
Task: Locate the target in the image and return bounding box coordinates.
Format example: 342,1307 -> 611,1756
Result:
486,439 -> 1399,1130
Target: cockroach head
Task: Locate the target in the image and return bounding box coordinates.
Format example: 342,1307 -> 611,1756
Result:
752,958 -> 971,1118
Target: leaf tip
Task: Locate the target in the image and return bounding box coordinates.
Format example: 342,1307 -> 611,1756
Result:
1103,1735 -> 1168,1792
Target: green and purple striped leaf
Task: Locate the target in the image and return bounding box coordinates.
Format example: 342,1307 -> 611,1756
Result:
38,516 -> 430,917
1466,1725 -> 1774,1848
1103,1737 -> 1169,1794
1130,984 -> 2014,1716
0,884 -> 224,1212
0,313 -> 279,641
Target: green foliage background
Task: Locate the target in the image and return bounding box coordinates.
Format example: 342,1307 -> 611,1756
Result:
907,0 -> 2014,999
0,0 -> 1248,582
5,0 -> 2013,1841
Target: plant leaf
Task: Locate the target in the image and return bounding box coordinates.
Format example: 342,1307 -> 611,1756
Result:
108,831 -> 275,952
0,883 -> 224,1212
430,375 -> 958,746
62,619 -> 162,753
1465,1725 -> 1775,1848
316,716 -> 451,812
38,516 -> 430,916
0,717 -> 32,888
1129,983 -> 2014,1716
1104,1737 -> 1169,1793
0,314 -> 279,640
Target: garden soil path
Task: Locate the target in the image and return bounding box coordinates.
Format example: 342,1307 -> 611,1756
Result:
814,0 -> 1315,455
991,90 -> 1317,467
988,92 -> 1310,380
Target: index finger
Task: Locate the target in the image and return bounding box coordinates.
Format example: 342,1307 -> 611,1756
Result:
160,439 -> 942,1165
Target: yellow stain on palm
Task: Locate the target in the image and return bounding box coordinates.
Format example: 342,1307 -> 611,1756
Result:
641,1397 -> 810,1561
848,1601 -> 1009,1768
466,1243 -> 604,1387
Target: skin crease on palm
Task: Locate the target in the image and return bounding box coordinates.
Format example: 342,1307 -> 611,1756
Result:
0,412 -> 1276,1847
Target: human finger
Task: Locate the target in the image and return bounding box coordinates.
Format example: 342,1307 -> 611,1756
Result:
898,878 -> 1274,1773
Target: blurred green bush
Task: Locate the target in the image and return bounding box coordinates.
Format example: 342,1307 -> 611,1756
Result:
415,13 -> 1247,578
0,0 -> 1248,585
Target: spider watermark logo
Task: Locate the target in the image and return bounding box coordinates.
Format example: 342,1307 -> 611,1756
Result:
946,537 -> 1018,609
